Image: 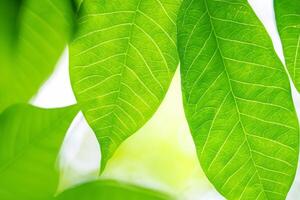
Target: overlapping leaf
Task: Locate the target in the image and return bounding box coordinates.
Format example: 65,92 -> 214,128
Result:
275,0 -> 300,92
0,104 -> 77,200
55,180 -> 171,200
0,0 -> 74,112
178,0 -> 299,199
70,0 -> 181,170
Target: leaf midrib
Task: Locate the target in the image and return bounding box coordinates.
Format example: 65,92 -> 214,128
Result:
99,1 -> 144,165
203,0 -> 267,198
98,0 -> 174,149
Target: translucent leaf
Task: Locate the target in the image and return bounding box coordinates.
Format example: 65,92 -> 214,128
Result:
0,0 -> 74,112
275,0 -> 300,92
70,0 -> 181,171
0,104 -> 78,200
177,0 -> 299,199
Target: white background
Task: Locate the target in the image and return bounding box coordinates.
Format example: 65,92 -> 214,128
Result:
31,0 -> 300,199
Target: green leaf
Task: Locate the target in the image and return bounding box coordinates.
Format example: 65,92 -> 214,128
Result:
177,0 -> 299,199
55,180 -> 171,200
0,104 -> 78,200
70,0 -> 180,171
0,0 -> 74,112
275,0 -> 300,92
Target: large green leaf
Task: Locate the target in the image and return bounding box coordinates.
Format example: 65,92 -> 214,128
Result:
177,0 -> 299,199
275,0 -> 300,92
0,0 -> 74,112
0,104 -> 78,200
70,0 -> 181,170
55,180 -> 171,200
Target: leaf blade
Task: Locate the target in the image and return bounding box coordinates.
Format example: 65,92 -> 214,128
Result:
70,0 -> 181,170
275,0 -> 300,92
0,0 -> 74,112
0,104 -> 78,200
178,0 -> 299,199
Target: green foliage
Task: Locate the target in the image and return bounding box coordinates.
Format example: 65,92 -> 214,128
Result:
0,0 -> 74,112
69,0 -> 181,171
0,104 -> 78,200
55,180 -> 171,200
0,1 -> 299,199
275,0 -> 300,92
177,0 -> 299,199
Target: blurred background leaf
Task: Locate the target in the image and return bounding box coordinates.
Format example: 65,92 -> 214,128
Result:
0,0 -> 21,59
69,0 -> 181,171
0,104 -> 77,200
0,0 -> 74,112
275,0 -> 300,92
72,0 -> 83,12
55,179 -> 172,200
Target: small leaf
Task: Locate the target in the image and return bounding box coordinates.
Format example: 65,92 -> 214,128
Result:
55,180 -> 171,200
275,0 -> 300,92
0,0 -> 74,112
70,0 -> 181,171
177,0 -> 299,199
0,104 -> 78,200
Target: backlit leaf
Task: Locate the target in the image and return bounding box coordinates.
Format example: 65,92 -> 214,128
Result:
275,0 -> 300,92
0,104 -> 77,200
0,0 -> 74,112
177,0 -> 299,199
0,0 -> 21,58
70,0 -> 181,170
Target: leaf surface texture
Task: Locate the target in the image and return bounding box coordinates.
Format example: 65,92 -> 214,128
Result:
275,0 -> 300,91
177,0 -> 299,199
70,0 -> 181,170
